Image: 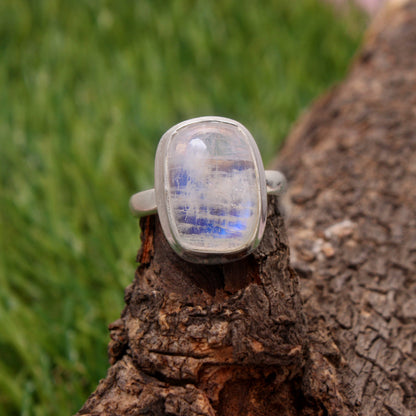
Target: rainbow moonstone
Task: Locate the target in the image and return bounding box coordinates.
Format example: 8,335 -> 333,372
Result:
155,117 -> 267,264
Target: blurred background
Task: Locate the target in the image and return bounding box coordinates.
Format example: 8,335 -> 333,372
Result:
0,0 -> 366,414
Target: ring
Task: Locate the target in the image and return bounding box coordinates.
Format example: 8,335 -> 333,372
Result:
130,116 -> 287,264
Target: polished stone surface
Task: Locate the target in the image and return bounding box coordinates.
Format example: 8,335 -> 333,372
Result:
165,121 -> 260,252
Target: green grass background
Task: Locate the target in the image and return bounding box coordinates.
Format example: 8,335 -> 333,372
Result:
0,0 -> 365,414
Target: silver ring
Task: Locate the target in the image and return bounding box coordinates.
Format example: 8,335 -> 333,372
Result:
130,116 -> 287,264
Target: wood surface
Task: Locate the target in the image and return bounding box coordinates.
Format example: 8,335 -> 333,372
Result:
77,1 -> 416,414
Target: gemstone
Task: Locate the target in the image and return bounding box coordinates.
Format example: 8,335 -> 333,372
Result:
155,117 -> 267,263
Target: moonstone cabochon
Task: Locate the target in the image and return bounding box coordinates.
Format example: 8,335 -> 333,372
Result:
155,117 -> 267,264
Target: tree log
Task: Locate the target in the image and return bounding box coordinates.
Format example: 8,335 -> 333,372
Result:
77,1 -> 416,415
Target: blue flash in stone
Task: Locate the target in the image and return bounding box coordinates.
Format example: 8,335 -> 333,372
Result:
154,116 -> 268,263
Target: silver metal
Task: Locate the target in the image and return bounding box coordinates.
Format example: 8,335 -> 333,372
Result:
129,189 -> 156,216
130,116 -> 287,264
265,170 -> 287,195
130,170 -> 286,217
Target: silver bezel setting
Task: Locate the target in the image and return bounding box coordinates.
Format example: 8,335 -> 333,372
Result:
154,116 -> 267,264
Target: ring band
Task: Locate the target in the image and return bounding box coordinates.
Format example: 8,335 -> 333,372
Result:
130,116 -> 287,264
130,170 -> 287,216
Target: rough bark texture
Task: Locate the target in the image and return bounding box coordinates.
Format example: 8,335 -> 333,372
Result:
277,2 -> 416,414
77,1 -> 416,415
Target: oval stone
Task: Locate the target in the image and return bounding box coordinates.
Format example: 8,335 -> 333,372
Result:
155,117 -> 267,264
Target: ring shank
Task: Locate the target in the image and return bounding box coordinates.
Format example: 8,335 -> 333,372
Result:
265,170 -> 287,196
129,189 -> 157,217
129,170 -> 286,217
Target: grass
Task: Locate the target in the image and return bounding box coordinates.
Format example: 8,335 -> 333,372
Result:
0,0 -> 365,414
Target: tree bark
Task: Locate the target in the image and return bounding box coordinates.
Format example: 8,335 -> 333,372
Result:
77,1 -> 416,415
